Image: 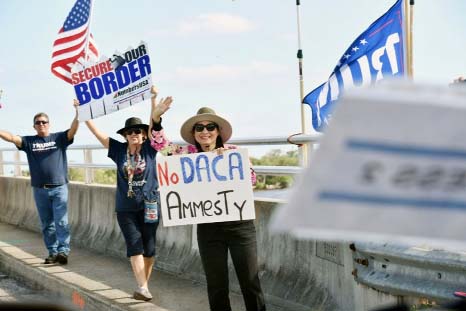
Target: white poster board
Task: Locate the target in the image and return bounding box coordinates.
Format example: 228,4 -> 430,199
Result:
157,149 -> 255,226
74,41 -> 152,121
271,82 -> 466,249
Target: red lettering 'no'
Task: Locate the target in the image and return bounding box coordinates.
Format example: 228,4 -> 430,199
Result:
157,162 -> 179,186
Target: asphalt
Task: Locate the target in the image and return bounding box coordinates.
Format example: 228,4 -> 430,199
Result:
0,271 -> 54,305
0,222 -> 250,311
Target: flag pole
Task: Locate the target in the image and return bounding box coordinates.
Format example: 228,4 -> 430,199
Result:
296,0 -> 309,166
404,0 -> 414,78
409,0 -> 414,78
84,0 -> 97,119
84,0 -> 94,61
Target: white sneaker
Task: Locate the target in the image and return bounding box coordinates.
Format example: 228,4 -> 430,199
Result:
133,287 -> 152,301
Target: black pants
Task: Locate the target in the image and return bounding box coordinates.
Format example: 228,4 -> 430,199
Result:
117,210 -> 158,257
197,220 -> 266,311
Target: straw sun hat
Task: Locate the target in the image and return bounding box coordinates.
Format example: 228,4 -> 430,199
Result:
180,107 -> 232,145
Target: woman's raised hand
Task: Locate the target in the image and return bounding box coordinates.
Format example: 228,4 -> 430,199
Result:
154,96 -> 173,117
151,86 -> 173,122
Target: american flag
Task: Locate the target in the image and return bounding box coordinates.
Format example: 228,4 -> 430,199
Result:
51,0 -> 99,84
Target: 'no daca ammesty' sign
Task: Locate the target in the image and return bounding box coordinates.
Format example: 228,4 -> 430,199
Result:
157,149 -> 255,226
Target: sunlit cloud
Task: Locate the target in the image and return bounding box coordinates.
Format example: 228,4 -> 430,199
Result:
177,13 -> 254,35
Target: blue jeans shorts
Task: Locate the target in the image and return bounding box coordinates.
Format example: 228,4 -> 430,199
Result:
116,209 -> 159,257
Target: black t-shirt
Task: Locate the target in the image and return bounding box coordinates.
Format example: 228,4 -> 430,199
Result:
108,138 -> 159,212
18,131 -> 72,187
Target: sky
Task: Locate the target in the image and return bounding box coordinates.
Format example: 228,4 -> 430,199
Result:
0,0 -> 465,162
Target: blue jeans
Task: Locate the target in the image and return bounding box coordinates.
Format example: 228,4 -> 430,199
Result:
32,185 -> 70,256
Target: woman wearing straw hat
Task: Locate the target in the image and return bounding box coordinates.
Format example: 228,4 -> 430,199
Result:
85,102 -> 171,301
150,86 -> 266,311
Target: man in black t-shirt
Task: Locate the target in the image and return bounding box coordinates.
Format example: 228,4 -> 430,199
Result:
0,100 -> 79,265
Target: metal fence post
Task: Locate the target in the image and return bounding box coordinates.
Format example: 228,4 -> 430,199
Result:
0,151 -> 3,176
14,151 -> 21,176
298,146 -> 307,167
84,148 -> 94,184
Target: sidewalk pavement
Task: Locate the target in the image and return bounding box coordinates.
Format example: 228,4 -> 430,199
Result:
0,222 -> 252,311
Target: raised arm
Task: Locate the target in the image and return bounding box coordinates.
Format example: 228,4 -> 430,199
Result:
85,119 -> 109,149
149,86 -> 189,155
0,130 -> 22,148
67,99 -> 80,141
150,86 -> 172,125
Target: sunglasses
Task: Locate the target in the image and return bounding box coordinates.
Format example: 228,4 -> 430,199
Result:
34,120 -> 49,125
125,128 -> 142,135
193,123 -> 218,132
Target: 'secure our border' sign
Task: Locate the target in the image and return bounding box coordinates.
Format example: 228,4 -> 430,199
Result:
74,41 -> 152,121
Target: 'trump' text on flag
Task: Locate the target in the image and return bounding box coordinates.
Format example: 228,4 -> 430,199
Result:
304,0 -> 406,132
51,0 -> 99,84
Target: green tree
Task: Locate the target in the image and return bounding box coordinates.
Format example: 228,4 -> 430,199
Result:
251,149 -> 298,189
68,168 -> 116,184
69,168 -> 85,182
94,168 -> 117,185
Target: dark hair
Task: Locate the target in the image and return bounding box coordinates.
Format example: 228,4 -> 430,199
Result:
33,112 -> 49,124
194,136 -> 224,151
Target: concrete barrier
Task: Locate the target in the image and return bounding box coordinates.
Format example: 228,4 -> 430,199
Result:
0,176 -> 411,310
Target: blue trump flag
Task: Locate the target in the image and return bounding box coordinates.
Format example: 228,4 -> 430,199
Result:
303,0 -> 406,132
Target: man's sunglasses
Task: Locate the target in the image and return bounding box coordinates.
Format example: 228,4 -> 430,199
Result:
34,120 -> 49,125
125,128 -> 142,135
193,123 -> 218,132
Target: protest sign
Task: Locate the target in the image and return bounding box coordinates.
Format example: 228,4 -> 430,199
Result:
271,82 -> 466,249
157,149 -> 255,226
74,41 -> 152,121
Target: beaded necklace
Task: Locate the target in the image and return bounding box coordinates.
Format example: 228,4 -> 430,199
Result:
126,147 -> 142,198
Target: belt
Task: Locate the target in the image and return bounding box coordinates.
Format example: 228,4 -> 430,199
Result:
41,184 -> 62,189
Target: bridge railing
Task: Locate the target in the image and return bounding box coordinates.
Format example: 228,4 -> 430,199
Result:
2,133 -> 466,307
0,134 -> 321,183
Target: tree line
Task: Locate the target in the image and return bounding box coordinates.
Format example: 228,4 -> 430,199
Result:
21,149 -> 299,190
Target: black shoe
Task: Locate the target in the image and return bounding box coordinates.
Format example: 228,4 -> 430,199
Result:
44,254 -> 57,264
56,252 -> 68,265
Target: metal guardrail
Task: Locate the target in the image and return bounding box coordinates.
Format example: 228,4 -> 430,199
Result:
351,242 -> 466,302
0,135 -> 319,182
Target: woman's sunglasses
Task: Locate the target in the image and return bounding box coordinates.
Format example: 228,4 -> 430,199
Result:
125,128 -> 142,135
193,123 -> 218,132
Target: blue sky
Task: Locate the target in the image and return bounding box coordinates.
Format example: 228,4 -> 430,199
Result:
0,0 -> 465,159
